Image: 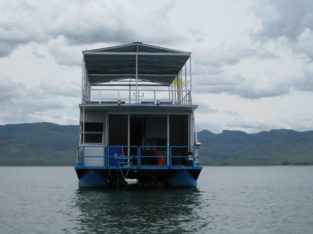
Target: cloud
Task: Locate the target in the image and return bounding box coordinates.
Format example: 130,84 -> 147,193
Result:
0,0 -> 181,59
40,77 -> 80,98
226,116 -> 283,132
195,47 -> 256,67
254,0 -> 313,41
0,75 -> 21,101
47,37 -> 82,66
293,28 -> 313,59
194,67 -> 313,99
0,41 -> 18,57
47,1 -> 136,45
192,32 -> 313,99
253,0 -> 313,60
194,63 -> 313,99
0,75 -> 79,124
283,117 -> 313,131
0,1 -> 47,56
187,0 -> 313,100
194,101 -> 218,114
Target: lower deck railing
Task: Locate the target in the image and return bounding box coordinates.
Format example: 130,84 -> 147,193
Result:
76,145 -> 200,168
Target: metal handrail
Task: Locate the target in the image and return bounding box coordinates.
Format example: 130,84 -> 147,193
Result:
88,88 -> 191,104
77,145 -> 197,167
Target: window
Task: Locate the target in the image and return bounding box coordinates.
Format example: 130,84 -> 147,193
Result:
81,122 -> 103,144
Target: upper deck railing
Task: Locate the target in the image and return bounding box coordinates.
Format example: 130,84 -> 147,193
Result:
88,88 -> 192,105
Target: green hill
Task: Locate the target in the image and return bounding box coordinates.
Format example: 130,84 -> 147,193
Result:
0,122 -> 312,165
198,129 -> 313,165
0,123 -> 78,165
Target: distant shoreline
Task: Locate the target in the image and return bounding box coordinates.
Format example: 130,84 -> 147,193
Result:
1,123 -> 313,166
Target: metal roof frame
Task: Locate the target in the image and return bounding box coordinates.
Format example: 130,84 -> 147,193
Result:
83,41 -> 189,54
83,42 -> 191,86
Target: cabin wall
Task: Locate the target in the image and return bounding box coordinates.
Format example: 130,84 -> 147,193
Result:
79,109 -> 195,166
79,109 -> 194,148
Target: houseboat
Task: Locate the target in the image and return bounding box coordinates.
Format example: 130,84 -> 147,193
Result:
75,42 -> 202,187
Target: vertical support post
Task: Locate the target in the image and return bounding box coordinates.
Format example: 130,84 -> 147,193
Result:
179,71 -> 182,103
191,113 -> 195,147
82,59 -> 90,103
105,145 -> 108,167
184,64 -> 187,104
82,106 -> 85,144
137,146 -> 141,167
135,44 -> 139,104
85,79 -> 91,102
153,90 -> 156,103
127,114 -> 130,165
81,58 -> 85,103
84,66 -> 88,102
103,112 -> 106,166
78,59 -> 84,164
83,57 -> 90,102
107,145 -> 110,167
82,146 -> 85,166
170,84 -> 172,103
167,114 -> 170,166
193,132 -> 197,162
174,78 -> 176,104
129,77 -> 131,104
169,146 -> 172,167
178,71 -> 181,103
78,108 -> 82,145
188,114 -> 191,147
105,114 -> 109,167
172,83 -> 175,103
105,112 -> 108,146
189,56 -> 192,104
105,113 -> 110,167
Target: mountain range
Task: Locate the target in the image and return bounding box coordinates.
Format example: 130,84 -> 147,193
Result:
0,122 -> 312,165
198,129 -> 313,165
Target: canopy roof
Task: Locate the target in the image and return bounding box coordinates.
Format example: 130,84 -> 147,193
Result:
83,42 -> 191,85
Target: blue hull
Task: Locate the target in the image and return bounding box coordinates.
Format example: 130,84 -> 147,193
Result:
75,167 -> 202,188
168,170 -> 197,187
78,170 -> 108,188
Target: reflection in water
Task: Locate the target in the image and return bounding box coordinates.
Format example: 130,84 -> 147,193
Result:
73,188 -> 203,234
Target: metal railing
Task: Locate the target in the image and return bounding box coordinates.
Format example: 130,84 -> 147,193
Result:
76,145 -> 200,168
88,89 -> 191,105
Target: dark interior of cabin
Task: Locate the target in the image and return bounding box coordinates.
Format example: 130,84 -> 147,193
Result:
107,114 -> 189,165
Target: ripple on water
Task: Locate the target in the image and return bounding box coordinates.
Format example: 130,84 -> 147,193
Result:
1,166 -> 313,234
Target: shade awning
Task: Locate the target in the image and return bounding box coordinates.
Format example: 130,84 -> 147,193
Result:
83,42 -> 191,85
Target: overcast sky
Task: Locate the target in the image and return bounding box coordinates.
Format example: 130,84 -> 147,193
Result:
0,0 -> 313,133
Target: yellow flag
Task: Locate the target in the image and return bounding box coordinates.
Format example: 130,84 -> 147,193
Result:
172,76 -> 184,87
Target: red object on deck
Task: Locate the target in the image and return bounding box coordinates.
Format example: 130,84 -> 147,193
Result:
158,156 -> 167,165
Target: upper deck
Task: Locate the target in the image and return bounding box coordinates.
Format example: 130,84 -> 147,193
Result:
81,42 -> 194,106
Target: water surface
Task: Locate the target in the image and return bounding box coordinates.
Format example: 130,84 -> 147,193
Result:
1,166 -> 313,233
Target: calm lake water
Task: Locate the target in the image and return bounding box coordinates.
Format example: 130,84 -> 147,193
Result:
1,166 -> 313,234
